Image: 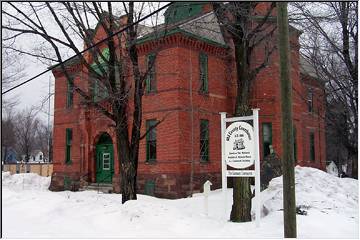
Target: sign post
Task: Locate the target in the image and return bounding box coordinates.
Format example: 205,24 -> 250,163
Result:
220,112 -> 227,220
220,109 -> 261,227
203,180 -> 212,216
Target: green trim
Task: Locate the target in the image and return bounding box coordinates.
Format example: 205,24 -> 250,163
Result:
199,52 -> 208,93
146,53 -> 156,93
200,119 -> 209,162
64,176 -> 72,190
65,128 -> 72,164
92,79 -> 109,102
66,79 -> 73,108
144,180 -> 155,196
164,2 -> 206,24
90,48 -> 110,76
310,132 -> 315,162
96,142 -> 114,183
146,119 -> 157,162
136,27 -> 228,49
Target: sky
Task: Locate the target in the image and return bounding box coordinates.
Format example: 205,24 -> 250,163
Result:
3,56 -> 54,122
2,2 -> 168,123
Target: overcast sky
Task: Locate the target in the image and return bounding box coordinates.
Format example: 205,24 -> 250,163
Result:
2,2 -> 168,123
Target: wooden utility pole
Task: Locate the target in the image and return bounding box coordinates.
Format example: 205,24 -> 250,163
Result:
277,2 -> 297,238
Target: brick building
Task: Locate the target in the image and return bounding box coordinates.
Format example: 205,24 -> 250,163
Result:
49,3 -> 326,198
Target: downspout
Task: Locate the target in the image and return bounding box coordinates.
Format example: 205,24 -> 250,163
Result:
189,48 -> 194,197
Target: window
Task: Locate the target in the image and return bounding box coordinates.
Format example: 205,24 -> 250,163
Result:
262,123 -> 272,158
146,120 -> 157,162
146,53 -> 156,93
144,180 -> 155,196
103,153 -> 110,170
293,126 -> 297,163
93,79 -> 109,102
310,132 -> 315,162
200,119 -> 209,162
66,79 -> 73,108
66,128 -> 72,164
199,52 -> 208,93
91,48 -> 110,102
307,90 -> 313,112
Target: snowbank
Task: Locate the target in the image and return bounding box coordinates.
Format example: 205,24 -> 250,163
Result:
262,166 -> 358,216
2,167 -> 358,238
2,171 -> 51,191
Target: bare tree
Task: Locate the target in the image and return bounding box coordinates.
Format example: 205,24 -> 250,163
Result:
1,38 -> 25,109
33,121 -> 53,162
212,2 -> 276,222
2,2 -> 169,202
290,2 -> 358,178
14,107 -> 40,162
1,106 -> 17,162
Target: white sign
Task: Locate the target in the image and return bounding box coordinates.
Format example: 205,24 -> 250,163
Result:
220,109 -> 261,227
225,121 -> 254,169
226,170 -> 255,177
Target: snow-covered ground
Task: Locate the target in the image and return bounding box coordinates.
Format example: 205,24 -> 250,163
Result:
2,166 -> 359,238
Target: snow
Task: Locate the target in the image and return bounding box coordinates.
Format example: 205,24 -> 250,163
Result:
2,166 -> 359,238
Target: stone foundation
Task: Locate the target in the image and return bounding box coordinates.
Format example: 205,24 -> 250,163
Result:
49,171 -> 81,191
137,172 -> 221,199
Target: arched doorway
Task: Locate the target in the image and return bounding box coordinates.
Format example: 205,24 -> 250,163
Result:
95,133 -> 114,183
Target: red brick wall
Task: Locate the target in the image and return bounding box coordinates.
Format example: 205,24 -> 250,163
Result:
50,12 -> 326,197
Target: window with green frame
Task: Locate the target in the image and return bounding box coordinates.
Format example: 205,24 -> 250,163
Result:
92,78 -> 109,102
146,120 -> 157,162
65,128 -> 72,164
199,52 -> 208,93
144,180 -> 155,196
310,132 -> 315,162
262,123 -> 272,158
91,48 -> 110,102
146,53 -> 156,93
66,79 -> 73,108
200,119 -> 209,162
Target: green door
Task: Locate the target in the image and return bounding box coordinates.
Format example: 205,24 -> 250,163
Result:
96,144 -> 114,183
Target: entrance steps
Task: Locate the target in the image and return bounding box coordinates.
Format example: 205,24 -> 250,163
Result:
80,183 -> 113,194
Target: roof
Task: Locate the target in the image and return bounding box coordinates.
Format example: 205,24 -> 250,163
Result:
49,57 -> 81,71
137,9 -> 226,48
31,150 -> 43,156
300,56 -> 318,79
164,2 -> 208,25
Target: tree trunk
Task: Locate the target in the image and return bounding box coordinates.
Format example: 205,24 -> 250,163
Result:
351,150 -> 358,179
230,37 -> 253,222
116,126 -> 137,203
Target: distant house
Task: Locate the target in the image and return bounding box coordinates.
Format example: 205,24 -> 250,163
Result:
20,150 -> 46,163
29,150 -> 46,163
2,147 -> 18,164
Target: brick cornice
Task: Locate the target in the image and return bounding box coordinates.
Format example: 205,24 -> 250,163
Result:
137,31 -> 228,57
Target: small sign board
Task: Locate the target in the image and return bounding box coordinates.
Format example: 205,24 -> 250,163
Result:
224,121 -> 254,169
226,170 -> 255,177
220,109 -> 261,227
